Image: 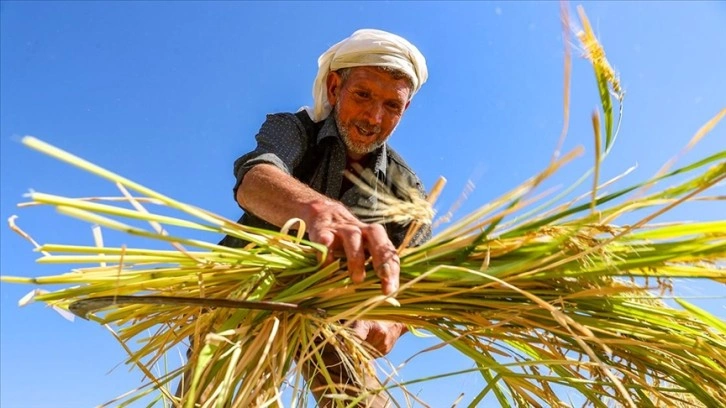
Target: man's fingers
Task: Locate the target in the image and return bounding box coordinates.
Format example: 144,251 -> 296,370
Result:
350,320 -> 369,341
350,320 -> 401,356
341,229 -> 366,283
364,224 -> 400,295
312,230 -> 336,265
377,259 -> 399,295
310,215 -> 400,294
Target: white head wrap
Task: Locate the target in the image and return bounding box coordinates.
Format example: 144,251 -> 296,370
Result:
306,29 -> 428,122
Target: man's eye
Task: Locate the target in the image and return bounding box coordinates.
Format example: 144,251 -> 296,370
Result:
355,91 -> 370,98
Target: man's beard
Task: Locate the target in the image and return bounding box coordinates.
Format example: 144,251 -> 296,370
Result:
334,104 -> 386,156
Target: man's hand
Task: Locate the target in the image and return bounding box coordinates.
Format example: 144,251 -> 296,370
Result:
351,320 -> 407,356
303,199 -> 400,296
239,164 -> 400,295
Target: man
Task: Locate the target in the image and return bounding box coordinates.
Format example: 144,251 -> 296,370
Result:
225,28 -> 430,407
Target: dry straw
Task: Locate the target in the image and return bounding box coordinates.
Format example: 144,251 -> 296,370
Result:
3,6 -> 725,408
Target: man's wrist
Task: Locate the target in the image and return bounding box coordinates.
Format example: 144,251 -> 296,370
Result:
301,197 -> 343,224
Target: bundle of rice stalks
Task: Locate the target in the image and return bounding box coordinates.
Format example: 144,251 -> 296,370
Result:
2,6 -> 725,408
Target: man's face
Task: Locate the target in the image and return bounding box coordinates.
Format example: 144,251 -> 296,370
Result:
327,66 -> 411,159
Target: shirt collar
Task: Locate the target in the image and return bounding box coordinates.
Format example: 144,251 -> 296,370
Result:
317,115 -> 389,177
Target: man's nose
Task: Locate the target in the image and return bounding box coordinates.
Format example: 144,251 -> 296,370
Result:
364,103 -> 384,125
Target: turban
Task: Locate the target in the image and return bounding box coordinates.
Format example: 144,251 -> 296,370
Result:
306,29 -> 428,122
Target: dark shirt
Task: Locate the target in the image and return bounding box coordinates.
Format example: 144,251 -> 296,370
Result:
222,111 -> 431,248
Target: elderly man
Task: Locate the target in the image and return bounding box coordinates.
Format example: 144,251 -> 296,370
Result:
225,29 -> 430,407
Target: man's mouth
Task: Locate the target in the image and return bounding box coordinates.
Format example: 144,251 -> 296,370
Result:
355,123 -> 379,138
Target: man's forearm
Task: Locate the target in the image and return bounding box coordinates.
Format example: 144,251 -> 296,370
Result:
237,163 -> 332,228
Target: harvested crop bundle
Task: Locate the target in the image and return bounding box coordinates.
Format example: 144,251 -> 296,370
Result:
2,6 -> 724,408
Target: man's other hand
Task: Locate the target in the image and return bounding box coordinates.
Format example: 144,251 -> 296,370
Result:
351,320 -> 407,356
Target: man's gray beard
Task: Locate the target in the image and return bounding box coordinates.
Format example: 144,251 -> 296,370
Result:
334,106 -> 385,156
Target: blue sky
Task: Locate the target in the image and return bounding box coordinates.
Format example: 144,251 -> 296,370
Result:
1,2 -> 724,407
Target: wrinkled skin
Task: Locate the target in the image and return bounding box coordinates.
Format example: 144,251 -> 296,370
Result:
327,66 -> 411,160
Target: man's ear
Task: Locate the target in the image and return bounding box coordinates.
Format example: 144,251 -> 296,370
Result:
326,71 -> 342,106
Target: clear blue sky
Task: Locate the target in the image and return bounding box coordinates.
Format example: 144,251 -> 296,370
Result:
1,2 -> 724,407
